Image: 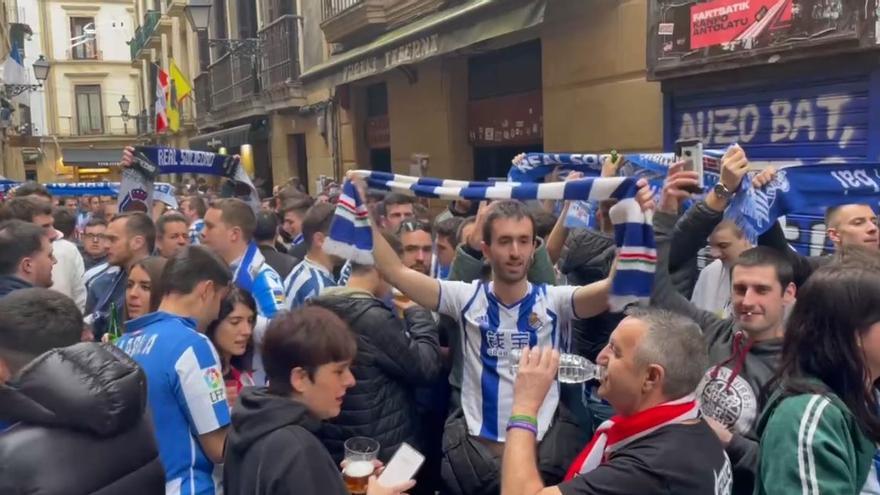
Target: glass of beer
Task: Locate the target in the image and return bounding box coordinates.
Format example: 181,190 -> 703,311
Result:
343,436 -> 379,494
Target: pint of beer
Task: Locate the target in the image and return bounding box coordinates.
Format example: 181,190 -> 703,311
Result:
343,436 -> 379,495
343,460 -> 374,494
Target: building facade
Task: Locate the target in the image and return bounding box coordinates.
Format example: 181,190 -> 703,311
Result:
30,0 -> 142,181
648,0 -> 880,255
267,0 -> 663,193
129,0 -> 204,153
0,0 -> 44,181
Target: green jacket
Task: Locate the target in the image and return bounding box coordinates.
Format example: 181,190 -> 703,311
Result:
756,387 -> 876,495
447,238 -> 556,284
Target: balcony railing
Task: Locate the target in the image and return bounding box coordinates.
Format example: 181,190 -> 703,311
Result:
209,54 -> 234,109
232,52 -> 257,101
129,10 -> 162,61
206,50 -> 259,111
323,0 -> 362,21
194,72 -> 212,116
259,15 -> 301,90
57,115 -> 140,137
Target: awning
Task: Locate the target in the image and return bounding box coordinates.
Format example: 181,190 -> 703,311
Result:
189,123 -> 253,151
61,148 -> 124,167
301,0 -> 546,87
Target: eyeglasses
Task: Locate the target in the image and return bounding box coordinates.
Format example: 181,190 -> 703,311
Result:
84,233 -> 107,242
397,219 -> 432,235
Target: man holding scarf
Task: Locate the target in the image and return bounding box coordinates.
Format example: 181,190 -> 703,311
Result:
343,172 -> 655,492
501,309 -> 731,495
201,198 -> 285,385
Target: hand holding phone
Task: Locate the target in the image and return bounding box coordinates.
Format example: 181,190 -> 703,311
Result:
675,139 -> 704,193
377,443 -> 424,487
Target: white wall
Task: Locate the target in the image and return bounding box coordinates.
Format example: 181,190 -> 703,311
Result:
18,0 -> 47,136
47,3 -> 134,62
45,1 -> 141,135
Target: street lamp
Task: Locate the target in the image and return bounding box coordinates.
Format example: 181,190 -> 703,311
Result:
184,0 -> 261,55
32,55 -> 50,82
4,55 -> 51,97
118,95 -> 131,134
184,0 -> 212,32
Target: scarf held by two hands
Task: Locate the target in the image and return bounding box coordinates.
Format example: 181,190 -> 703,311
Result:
322,170 -> 656,311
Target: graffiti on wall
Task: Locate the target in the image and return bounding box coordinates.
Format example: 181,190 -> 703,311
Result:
676,94 -> 859,151
670,80 -> 870,256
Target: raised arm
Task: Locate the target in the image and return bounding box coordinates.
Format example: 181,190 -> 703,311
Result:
570,177 -> 654,319
350,175 -> 441,310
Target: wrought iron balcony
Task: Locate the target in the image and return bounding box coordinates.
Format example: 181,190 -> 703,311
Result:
259,14 -> 301,91
129,10 -> 162,61
194,72 -> 212,116
320,0 -> 386,45
323,0 -> 363,20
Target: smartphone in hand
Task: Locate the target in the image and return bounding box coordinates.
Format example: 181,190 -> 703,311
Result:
377,443 -> 425,487
675,139 -> 704,193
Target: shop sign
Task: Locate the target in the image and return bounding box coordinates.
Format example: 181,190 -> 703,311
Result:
648,0 -> 862,78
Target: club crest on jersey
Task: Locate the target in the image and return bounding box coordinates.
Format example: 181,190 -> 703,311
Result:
528,312 -> 541,330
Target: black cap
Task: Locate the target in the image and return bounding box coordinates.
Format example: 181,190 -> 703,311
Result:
254,210 -> 278,242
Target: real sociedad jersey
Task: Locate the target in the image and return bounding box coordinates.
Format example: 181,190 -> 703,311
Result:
283,257 -> 336,309
231,251 -> 285,320
117,311 -> 230,495
189,219 -> 205,245
438,280 -> 576,442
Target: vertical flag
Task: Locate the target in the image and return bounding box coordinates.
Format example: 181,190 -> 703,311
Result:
169,59 -> 192,102
1,40 -> 26,85
155,65 -> 169,133
167,79 -> 180,132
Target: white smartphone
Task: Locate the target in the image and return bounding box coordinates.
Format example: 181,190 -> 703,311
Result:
377,442 -> 425,487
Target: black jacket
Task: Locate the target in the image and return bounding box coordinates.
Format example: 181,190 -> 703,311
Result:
0,275 -> 32,298
258,244 -> 299,280
311,288 -> 442,463
224,388 -> 348,495
0,343 -> 164,495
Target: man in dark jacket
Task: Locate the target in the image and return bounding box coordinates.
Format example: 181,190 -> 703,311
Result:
0,288 -> 164,494
0,220 -> 55,298
310,259 -> 443,466
255,210 -> 299,279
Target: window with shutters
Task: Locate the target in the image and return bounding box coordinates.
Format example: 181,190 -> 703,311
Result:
74,85 -> 103,135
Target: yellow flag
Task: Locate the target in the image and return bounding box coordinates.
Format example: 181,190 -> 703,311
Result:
166,78 -> 180,132
169,59 -> 192,103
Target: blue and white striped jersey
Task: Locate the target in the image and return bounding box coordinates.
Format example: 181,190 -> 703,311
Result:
189,219 -> 204,245
283,257 -> 336,309
438,280 -> 576,442
117,311 -> 230,495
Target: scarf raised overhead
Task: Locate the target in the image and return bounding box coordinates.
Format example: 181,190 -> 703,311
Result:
323,170 -> 656,311
725,162 -> 880,244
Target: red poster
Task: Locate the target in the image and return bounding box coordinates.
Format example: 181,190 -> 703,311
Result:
690,0 -> 792,50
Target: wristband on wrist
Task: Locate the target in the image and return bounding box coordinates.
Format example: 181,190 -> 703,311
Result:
509,414 -> 538,427
506,421 -> 538,436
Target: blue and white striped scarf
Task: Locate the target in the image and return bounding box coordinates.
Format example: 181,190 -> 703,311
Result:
511,151 -> 725,228
232,241 -> 266,293
324,171 -> 656,311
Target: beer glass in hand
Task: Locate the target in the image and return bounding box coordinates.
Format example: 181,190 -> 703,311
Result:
343,437 -> 379,495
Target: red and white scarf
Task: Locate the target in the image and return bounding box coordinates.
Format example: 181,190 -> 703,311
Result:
564,394 -> 700,480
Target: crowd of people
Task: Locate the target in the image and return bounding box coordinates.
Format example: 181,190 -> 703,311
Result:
1,144 -> 880,495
